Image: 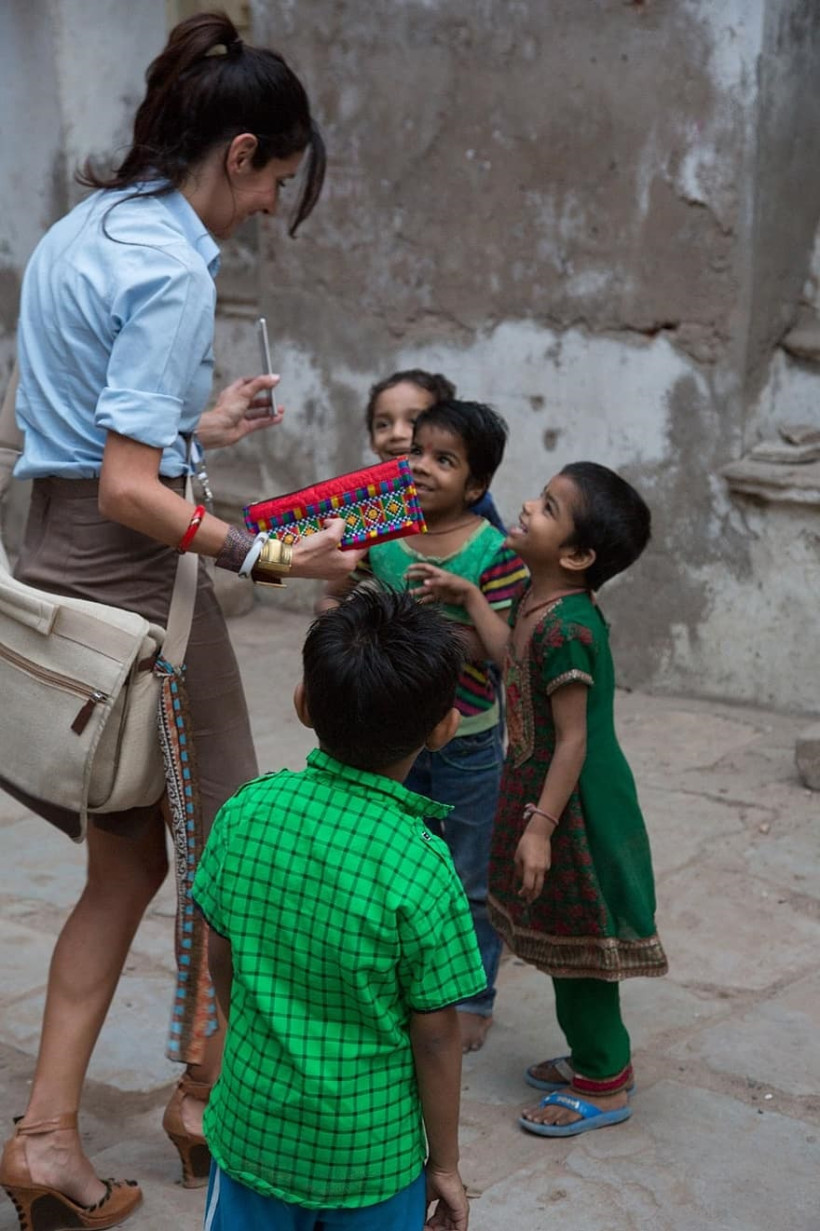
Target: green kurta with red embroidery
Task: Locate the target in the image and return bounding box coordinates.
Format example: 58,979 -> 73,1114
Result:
488,590 -> 667,980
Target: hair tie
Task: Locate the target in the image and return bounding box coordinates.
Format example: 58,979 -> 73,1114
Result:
205,38 -> 242,59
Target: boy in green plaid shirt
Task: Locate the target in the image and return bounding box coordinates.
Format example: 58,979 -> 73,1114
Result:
193,589 -> 485,1230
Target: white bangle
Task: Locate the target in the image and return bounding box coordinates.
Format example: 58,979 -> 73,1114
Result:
238,530 -> 270,578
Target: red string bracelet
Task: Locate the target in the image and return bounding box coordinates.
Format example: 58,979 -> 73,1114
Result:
522,803 -> 559,829
177,505 -> 206,554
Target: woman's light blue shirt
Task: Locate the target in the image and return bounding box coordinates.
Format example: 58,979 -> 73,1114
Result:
15,186 -> 220,479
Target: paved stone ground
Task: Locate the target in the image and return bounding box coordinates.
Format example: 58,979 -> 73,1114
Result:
1,602 -> 818,1231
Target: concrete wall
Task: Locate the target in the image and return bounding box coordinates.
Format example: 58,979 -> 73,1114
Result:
207,0 -> 820,711
0,0 -> 167,544
2,0 -> 820,712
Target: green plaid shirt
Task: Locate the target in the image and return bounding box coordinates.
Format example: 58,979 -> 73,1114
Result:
192,748 -> 485,1209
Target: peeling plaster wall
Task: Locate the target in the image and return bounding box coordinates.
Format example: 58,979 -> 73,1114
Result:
250,0 -> 760,363
0,0 -> 167,550
49,0 -> 168,212
207,0 -> 820,711
0,2 -> 64,372
0,0 -> 166,350
2,0 -> 819,712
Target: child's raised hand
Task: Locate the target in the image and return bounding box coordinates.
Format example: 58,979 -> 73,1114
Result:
405,562 -> 473,606
514,827 -> 552,903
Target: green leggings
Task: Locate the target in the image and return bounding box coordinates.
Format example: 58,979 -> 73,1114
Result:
553,977 -> 631,1088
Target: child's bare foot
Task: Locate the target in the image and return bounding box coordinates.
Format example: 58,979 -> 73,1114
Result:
458,1011 -> 493,1052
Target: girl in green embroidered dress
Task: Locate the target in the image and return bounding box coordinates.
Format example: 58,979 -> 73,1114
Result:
489,461 -> 667,1138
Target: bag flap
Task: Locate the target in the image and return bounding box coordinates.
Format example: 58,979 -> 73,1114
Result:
0,566 -> 163,672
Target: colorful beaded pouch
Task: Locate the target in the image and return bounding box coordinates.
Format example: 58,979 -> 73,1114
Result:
243,457 -> 427,550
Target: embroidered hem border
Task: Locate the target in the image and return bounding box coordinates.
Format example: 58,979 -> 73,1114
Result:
545,668 -> 594,697
572,1064 -> 634,1096
489,896 -> 668,981
155,657 -> 217,1063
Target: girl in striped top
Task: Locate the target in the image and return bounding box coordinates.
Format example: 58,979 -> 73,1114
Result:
365,399 -> 527,1052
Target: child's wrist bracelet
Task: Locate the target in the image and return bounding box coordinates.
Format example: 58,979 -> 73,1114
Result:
523,803 -> 559,829
177,505 -> 206,553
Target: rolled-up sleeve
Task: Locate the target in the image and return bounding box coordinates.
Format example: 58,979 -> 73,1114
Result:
96,248 -> 216,448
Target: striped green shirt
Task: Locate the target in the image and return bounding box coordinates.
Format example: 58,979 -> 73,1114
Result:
192,749 -> 485,1209
367,521 -> 527,735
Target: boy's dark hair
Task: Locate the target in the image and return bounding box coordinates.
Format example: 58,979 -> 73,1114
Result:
365,369 -> 456,432
414,399 -> 508,494
560,461 -> 651,591
303,589 -> 463,772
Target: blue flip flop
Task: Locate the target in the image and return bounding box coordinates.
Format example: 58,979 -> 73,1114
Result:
525,1058 -> 636,1095
519,1091 -> 633,1137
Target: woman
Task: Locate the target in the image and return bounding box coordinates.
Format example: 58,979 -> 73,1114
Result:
0,13 -> 358,1230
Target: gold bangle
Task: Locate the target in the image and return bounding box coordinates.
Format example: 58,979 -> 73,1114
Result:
251,537 -> 293,587
258,538 -> 293,575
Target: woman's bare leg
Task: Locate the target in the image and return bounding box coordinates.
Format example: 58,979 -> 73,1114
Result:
15,812 -> 168,1206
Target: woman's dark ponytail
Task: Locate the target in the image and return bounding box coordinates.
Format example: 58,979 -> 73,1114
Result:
78,10 -> 324,235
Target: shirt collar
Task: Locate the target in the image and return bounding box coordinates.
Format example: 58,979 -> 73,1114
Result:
307,748 -> 451,822
155,188 -> 221,277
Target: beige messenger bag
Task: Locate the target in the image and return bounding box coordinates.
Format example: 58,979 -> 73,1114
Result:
0,362 -> 198,840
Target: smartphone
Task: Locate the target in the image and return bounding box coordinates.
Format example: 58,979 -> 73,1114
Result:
255,316 -> 279,417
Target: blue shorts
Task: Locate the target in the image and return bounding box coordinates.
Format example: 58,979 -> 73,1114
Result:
204,1164 -> 426,1230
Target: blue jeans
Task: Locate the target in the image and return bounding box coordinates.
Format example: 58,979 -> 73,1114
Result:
204,1165 -> 426,1230
404,725 -> 503,1016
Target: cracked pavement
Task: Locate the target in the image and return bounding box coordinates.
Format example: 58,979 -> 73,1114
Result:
0,604 -> 817,1231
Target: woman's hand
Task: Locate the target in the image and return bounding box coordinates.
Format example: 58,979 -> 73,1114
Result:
405,563 -> 475,606
424,1167 -> 470,1231
289,518 -> 367,582
197,375 -> 284,449
514,822 -> 552,904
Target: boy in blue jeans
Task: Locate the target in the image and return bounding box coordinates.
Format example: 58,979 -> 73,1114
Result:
193,590 -> 485,1230
365,401 -> 526,1052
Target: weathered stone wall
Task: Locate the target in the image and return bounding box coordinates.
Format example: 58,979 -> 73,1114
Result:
0,0 -> 167,545
2,0 -> 820,711
207,0 -> 820,711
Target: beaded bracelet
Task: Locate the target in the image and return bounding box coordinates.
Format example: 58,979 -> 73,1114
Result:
177,505 -> 206,554
522,803 -> 559,829
215,525 -> 256,574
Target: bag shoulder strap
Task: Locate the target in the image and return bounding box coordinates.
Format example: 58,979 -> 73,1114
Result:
0,360 -> 20,440
162,474 -> 198,669
0,361 -> 22,507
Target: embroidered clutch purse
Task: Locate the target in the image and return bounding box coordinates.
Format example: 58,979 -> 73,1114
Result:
243,457 -> 427,550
